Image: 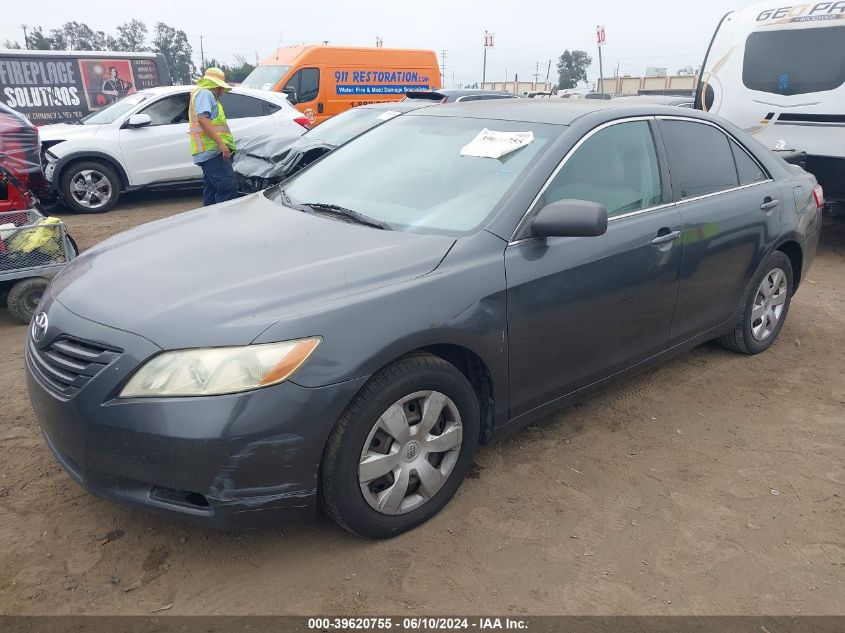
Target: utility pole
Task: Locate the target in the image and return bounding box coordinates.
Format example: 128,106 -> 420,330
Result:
21,24 -> 28,50
440,49 -> 448,86
199,35 -> 205,71
534,61 -> 540,87
452,70 -> 455,88
545,59 -> 552,91
482,30 -> 492,88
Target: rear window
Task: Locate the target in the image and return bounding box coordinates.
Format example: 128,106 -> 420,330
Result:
403,91 -> 446,102
743,26 -> 845,95
219,93 -> 266,119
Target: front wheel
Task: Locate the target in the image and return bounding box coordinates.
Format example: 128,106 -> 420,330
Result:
718,251 -> 794,355
320,353 -> 480,539
60,161 -> 120,214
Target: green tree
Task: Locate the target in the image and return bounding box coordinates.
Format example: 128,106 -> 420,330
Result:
200,56 -> 253,84
557,50 -> 592,90
225,54 -> 254,83
3,39 -> 22,49
49,22 -> 113,51
115,19 -> 148,52
26,27 -> 55,50
152,22 -> 194,83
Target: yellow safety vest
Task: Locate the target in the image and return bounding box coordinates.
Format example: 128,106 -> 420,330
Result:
188,88 -> 235,155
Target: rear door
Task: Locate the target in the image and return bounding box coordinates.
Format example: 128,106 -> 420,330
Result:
218,92 -> 279,140
657,117 -> 783,345
505,118 -> 684,417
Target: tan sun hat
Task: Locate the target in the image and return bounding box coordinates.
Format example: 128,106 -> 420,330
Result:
197,67 -> 233,92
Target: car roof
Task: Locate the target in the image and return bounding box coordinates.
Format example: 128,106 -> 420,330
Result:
405,88 -> 517,99
612,95 -> 694,105
409,98 -> 713,125
357,101 -> 433,112
137,84 -> 291,104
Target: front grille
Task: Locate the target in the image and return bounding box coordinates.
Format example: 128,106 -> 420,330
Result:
28,336 -> 122,398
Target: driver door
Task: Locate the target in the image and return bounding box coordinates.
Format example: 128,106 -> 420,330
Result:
285,68 -> 322,125
505,118 -> 684,418
118,92 -> 199,186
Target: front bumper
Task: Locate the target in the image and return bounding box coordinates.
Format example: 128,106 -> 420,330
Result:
26,297 -> 367,529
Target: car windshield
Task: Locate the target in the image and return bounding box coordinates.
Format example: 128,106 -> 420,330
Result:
78,92 -> 149,125
282,115 -> 557,236
240,65 -> 292,90
308,108 -> 405,146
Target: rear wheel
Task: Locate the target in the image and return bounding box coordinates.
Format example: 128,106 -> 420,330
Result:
60,161 -> 120,214
718,251 -> 793,355
7,277 -> 49,324
320,353 -> 479,539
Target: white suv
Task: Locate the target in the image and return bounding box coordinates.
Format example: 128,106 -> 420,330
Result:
41,86 -> 308,213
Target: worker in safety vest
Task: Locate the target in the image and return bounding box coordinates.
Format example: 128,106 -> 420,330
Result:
189,67 -> 238,205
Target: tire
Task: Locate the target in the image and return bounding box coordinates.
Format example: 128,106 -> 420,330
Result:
60,160 -> 120,214
717,251 -> 793,355
0,287 -> 8,309
7,277 -> 50,324
321,353 -> 480,539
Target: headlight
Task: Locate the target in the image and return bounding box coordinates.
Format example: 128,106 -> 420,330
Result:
119,338 -> 321,398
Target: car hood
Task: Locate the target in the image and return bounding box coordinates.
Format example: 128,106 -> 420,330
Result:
50,192 -> 456,349
39,122 -> 103,144
234,136 -> 335,177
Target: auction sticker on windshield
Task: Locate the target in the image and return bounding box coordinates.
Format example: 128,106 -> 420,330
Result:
460,129 -> 534,159
376,110 -> 402,121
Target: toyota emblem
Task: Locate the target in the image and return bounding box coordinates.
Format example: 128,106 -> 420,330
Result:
31,312 -> 48,343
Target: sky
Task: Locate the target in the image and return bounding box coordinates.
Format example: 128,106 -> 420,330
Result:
0,0 -> 757,88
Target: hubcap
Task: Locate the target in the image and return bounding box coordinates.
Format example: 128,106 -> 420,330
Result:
70,169 -> 112,209
358,390 -> 463,516
751,267 -> 788,342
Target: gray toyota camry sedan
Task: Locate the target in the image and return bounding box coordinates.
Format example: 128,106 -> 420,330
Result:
27,100 -> 823,538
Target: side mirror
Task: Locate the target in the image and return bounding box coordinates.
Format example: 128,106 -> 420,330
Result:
125,113 -> 152,128
530,199 -> 608,238
282,86 -> 298,104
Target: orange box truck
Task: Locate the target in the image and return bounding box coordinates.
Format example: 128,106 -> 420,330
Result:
240,45 -> 441,125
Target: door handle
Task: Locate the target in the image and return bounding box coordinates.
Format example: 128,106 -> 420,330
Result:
651,230 -> 681,245
317,102 -> 324,113
760,198 -> 779,211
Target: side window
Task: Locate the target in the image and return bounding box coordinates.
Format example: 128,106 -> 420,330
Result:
218,93 -> 267,119
730,140 -> 767,185
660,120 -> 738,199
544,121 -> 663,217
138,93 -> 190,125
298,68 -> 320,102
286,68 -> 320,104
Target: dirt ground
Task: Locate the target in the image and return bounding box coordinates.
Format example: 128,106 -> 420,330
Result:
0,194 -> 843,616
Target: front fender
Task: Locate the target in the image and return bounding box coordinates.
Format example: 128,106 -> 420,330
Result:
253,230 -> 510,424
48,147 -> 130,193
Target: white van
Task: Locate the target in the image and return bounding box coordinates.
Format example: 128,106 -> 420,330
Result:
696,1 -> 845,206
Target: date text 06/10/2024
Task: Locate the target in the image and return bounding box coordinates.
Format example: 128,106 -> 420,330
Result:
307,617 -> 529,630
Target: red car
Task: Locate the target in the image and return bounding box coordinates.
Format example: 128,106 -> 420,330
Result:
0,102 -> 45,212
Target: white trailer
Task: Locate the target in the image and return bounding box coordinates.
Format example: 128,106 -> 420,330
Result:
696,1 -> 845,206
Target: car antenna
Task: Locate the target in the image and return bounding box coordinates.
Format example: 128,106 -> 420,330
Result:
275,30 -> 283,60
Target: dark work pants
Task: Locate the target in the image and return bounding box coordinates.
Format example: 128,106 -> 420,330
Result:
199,151 -> 237,206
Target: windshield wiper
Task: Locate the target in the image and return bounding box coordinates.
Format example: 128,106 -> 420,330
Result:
300,202 -> 390,230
